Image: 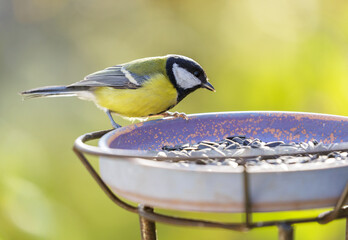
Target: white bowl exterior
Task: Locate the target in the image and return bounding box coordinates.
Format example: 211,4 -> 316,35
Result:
100,156 -> 348,212
98,111 -> 348,212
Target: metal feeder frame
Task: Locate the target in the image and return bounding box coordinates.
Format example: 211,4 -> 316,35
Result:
73,129 -> 348,240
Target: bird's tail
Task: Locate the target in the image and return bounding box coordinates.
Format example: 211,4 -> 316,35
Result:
21,86 -> 81,99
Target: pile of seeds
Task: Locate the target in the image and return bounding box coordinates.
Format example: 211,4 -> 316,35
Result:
156,136 -> 348,167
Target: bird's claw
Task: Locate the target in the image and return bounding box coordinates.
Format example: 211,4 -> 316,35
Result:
165,111 -> 188,120
173,111 -> 188,120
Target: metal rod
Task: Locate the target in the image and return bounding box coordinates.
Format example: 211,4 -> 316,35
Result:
73,146 -> 138,213
139,206 -> 348,230
243,164 -> 252,229
318,183 -> 348,224
139,205 -> 157,240
138,207 -> 247,231
346,217 -> 348,240
278,223 -> 294,240
345,217 -> 348,240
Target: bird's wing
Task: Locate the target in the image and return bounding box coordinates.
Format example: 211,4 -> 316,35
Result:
68,65 -> 148,90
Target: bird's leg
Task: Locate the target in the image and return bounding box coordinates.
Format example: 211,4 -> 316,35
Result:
106,110 -> 122,128
160,111 -> 188,120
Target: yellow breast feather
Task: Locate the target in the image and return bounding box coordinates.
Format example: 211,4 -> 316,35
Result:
93,74 -> 177,117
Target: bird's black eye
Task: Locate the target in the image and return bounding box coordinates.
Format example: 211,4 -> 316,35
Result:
193,71 -> 201,77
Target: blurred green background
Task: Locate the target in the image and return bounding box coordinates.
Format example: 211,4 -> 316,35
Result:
1,0 -> 348,239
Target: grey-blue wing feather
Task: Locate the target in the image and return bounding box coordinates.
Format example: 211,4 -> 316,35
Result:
68,65 -> 145,89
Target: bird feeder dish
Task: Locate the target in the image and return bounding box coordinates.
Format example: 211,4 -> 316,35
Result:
73,111 -> 348,240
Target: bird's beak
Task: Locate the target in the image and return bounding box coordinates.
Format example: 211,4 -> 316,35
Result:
202,82 -> 216,92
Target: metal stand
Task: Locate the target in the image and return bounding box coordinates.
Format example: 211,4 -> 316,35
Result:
278,223 -> 294,240
139,205 -> 157,240
73,130 -> 348,240
346,218 -> 348,240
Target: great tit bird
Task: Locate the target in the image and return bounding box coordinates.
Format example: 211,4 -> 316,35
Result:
21,54 -> 215,128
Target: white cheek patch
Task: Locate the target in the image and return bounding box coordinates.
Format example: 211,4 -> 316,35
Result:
172,63 -> 201,89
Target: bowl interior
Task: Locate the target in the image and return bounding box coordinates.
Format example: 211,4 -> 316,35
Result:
104,111 -> 348,151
